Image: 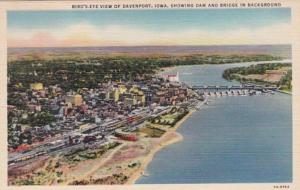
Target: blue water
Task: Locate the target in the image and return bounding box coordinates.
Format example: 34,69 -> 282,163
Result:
136,63 -> 292,184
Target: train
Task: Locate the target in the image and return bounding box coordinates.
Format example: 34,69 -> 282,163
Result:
8,150 -> 47,165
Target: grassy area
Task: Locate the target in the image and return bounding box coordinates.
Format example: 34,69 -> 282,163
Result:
223,63 -> 292,91
69,173 -> 128,185
138,125 -> 165,138
62,142 -> 121,164
11,158 -> 63,185
278,86 -> 292,94
150,107 -> 189,127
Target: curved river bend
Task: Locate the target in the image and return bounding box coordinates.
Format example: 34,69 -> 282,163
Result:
136,63 -> 292,184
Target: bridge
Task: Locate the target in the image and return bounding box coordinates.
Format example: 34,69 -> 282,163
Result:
191,85 -> 278,91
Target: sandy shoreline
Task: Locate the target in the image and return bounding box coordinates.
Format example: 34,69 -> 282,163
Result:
126,109 -> 197,184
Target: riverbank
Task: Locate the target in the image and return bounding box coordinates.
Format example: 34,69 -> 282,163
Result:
275,89 -> 292,95
125,132 -> 183,184
161,59 -> 291,73
126,108 -> 197,184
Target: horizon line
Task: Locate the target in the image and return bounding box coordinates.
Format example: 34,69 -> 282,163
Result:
7,44 -> 291,49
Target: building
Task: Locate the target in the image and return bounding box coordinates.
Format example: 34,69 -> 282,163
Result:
133,94 -> 145,105
118,85 -> 127,94
30,83 -> 43,91
162,72 -> 180,82
143,89 -> 153,106
130,86 -> 145,105
115,128 -> 138,141
106,88 -> 121,102
124,97 -> 137,107
99,91 -> 107,100
113,89 -> 120,102
65,94 -> 83,106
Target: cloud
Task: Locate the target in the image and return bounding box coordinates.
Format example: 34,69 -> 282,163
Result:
8,22 -> 292,47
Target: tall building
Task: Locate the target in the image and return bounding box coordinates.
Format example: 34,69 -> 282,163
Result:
145,90 -> 153,106
113,89 -> 120,102
118,85 -> 127,94
129,86 -> 145,105
106,89 -> 120,102
133,93 -> 145,105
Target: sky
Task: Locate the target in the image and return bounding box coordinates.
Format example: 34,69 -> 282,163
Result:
7,8 -> 291,47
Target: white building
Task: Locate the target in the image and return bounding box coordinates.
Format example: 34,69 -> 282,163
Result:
162,72 -> 179,82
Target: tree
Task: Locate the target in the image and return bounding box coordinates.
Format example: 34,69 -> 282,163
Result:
33,111 -> 55,126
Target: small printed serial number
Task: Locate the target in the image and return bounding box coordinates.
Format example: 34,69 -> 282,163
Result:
274,185 -> 290,189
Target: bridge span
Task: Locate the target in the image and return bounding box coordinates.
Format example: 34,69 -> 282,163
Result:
191,85 -> 277,91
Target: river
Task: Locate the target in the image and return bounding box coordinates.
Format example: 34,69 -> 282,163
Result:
136,62 -> 292,183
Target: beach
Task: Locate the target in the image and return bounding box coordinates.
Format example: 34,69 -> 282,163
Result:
61,108 -> 198,185
126,109 -> 196,184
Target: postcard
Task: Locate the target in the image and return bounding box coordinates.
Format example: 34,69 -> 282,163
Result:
0,0 -> 299,190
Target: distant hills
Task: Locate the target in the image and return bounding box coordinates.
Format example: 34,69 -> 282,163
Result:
8,45 -> 291,60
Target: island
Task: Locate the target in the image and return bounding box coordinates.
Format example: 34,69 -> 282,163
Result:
222,62 -> 292,93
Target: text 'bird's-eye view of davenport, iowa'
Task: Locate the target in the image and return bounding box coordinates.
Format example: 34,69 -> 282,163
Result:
7,8 -> 292,185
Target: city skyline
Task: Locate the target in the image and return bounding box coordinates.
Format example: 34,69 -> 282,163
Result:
8,8 -> 291,47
